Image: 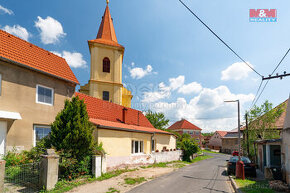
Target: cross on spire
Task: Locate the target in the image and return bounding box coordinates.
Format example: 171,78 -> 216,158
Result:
106,0 -> 109,5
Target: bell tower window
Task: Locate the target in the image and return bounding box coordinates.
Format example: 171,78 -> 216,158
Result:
103,57 -> 110,73
103,91 -> 110,101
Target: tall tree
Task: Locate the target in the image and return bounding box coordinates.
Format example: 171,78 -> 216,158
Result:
49,96 -> 95,161
145,110 -> 169,130
244,100 -> 285,158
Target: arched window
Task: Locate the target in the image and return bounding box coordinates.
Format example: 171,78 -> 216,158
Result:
103,57 -> 110,73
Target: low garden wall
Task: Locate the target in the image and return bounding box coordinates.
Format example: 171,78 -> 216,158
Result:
106,150 -> 182,171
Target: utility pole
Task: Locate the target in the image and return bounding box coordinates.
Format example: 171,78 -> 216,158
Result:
245,113 -> 249,156
262,71 -> 290,80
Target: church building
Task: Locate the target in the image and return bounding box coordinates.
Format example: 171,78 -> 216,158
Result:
79,0 -> 132,108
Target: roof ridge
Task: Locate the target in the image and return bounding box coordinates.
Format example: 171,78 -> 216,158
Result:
0,29 -> 67,62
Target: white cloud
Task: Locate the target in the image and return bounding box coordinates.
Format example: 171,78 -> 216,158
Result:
142,82 -> 254,132
130,65 -> 153,79
51,51 -> 87,68
221,62 -> 253,81
0,5 -> 13,15
35,16 -> 66,44
2,25 -> 30,41
141,75 -> 202,103
142,82 -> 171,103
178,82 -> 202,95
169,75 -> 184,90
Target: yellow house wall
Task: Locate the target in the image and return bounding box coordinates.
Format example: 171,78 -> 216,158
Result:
0,60 -> 75,151
97,129 -> 152,157
97,128 -> 176,157
155,134 -> 176,151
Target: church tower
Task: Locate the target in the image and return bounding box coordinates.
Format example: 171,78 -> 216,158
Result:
80,1 -> 132,107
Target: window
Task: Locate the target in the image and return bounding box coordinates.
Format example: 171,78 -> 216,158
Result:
131,140 -> 144,154
196,131 -> 200,135
0,73 -> 2,96
36,85 -> 54,105
189,131 -> 193,135
34,126 -> 51,146
103,91 -> 109,101
103,57 -> 110,73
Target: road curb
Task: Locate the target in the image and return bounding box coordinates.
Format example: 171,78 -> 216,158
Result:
229,175 -> 243,193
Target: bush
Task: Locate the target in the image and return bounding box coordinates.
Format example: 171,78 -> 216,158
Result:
180,138 -> 199,162
48,96 -> 95,161
3,149 -> 32,167
59,152 -> 92,180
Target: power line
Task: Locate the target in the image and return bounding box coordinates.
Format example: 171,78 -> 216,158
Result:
271,48 -> 290,75
251,79 -> 264,107
178,0 -> 263,78
251,48 -> 290,107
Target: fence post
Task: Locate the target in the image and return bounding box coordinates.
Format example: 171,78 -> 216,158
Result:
40,149 -> 59,190
92,155 -> 102,178
0,160 -> 5,193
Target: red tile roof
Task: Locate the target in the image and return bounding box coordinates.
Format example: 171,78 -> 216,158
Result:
168,119 -> 202,131
0,29 -> 79,84
89,5 -> 124,48
75,92 -> 171,135
216,131 -> 228,137
90,118 -> 169,134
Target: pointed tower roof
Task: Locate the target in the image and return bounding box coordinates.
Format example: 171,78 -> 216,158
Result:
89,2 -> 124,49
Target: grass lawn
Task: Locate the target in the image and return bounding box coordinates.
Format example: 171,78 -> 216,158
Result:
191,155 -> 214,163
124,177 -> 146,185
235,178 -> 274,193
202,149 -> 222,154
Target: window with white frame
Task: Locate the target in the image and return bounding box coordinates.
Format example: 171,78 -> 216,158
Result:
131,140 -> 144,154
0,74 -> 2,96
36,85 -> 54,105
34,125 -> 51,146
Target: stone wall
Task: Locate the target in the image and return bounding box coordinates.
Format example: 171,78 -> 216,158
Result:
106,150 -> 182,171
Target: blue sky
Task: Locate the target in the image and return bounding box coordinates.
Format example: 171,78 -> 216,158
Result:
1,0 -> 289,132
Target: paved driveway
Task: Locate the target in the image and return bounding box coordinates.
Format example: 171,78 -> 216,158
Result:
127,153 -> 233,193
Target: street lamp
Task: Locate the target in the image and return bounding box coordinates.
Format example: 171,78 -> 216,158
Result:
224,99 -> 245,180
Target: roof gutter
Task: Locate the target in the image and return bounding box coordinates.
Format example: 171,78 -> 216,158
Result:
94,123 -> 172,135
0,56 -> 79,85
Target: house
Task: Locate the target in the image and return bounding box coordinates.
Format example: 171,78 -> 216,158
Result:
251,99 -> 288,180
221,128 -> 243,154
282,96 -> 290,185
202,135 -> 212,148
76,92 -> 177,170
208,131 -> 228,150
0,29 -> 79,154
255,139 -> 282,179
79,2 -> 132,108
167,119 -> 202,146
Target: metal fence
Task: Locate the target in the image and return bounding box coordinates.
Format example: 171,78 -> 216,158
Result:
4,162 -> 40,193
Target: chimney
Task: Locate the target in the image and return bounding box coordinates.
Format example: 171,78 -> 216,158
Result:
122,108 -> 128,123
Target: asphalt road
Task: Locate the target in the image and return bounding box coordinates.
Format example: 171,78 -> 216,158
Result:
127,153 -> 233,193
